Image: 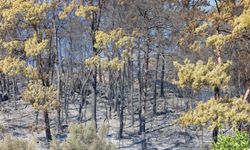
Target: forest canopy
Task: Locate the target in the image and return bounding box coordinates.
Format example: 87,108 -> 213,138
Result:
0,0 -> 249,149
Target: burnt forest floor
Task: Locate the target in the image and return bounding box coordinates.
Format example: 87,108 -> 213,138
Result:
0,85 -> 214,150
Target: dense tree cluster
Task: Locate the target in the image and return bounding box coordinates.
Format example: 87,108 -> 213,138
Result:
0,0 -> 249,149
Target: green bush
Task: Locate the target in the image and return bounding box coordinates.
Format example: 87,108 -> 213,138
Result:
51,123 -> 113,150
0,124 -> 6,134
0,135 -> 37,150
212,132 -> 250,150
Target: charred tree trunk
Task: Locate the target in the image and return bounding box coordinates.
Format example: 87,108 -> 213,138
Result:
108,68 -> 114,119
56,65 -> 61,132
13,78 -> 17,110
53,15 -> 61,132
0,74 -> 3,93
78,90 -> 85,122
92,65 -> 98,130
89,0 -> 101,131
129,57 -> 134,125
153,52 -> 160,115
138,49 -> 143,134
160,58 -> 165,97
119,68 -> 125,138
212,86 -> 220,143
64,71 -> 70,124
6,76 -> 10,95
214,86 -> 220,100
212,126 -> 219,143
98,59 -> 102,83
44,110 -> 52,142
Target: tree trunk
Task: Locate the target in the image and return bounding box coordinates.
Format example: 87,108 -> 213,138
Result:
214,86 -> 220,100
243,87 -> 250,103
54,16 -> 61,132
98,59 -> 102,83
13,78 -> 17,110
6,76 -> 10,94
212,86 -> 220,143
44,110 -> 52,142
212,49 -> 222,143
35,111 -> 39,131
64,71 -> 70,124
0,74 -> 3,93
89,0 -> 101,131
92,65 -> 98,130
129,58 -> 134,125
138,49 -> 143,134
108,68 -> 114,119
212,126 -> 219,143
153,52 -> 160,115
141,42 -> 150,150
56,66 -> 61,132
160,58 -> 165,97
119,68 -> 125,138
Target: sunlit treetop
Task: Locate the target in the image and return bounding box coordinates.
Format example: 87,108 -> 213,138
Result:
85,55 -> 124,71
0,40 -> 24,54
85,55 -> 100,67
24,65 -> 39,80
94,31 -> 113,50
206,34 -> 231,51
0,56 -> 26,77
189,41 -> 202,52
85,28 -> 134,71
190,0 -> 250,53
177,97 -> 250,130
58,0 -> 99,20
94,28 -> 134,51
75,5 -> 99,19
232,8 -> 250,35
102,57 -> 125,71
59,0 -> 76,20
0,56 -> 39,79
24,33 -> 48,57
194,23 -> 209,34
0,0 -> 52,30
22,80 -> 58,111
173,57 -> 231,91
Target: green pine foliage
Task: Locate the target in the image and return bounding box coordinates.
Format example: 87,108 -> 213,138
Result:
173,57 -> 231,91
178,97 -> 250,130
212,132 -> 250,150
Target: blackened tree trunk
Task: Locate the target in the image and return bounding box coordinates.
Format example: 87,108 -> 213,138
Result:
98,59 -> 102,83
160,57 -> 165,97
138,49 -> 143,134
0,74 -> 3,93
213,86 -> 220,143
119,67 -> 125,138
56,65 -> 61,131
92,65 -> 98,130
129,57 -> 135,125
64,71 -> 70,124
13,78 -> 17,110
108,68 -> 114,119
44,110 -> 52,142
212,126 -> 219,143
6,76 -> 10,94
153,52 -> 160,115
53,14 -> 61,132
141,44 -> 150,150
89,0 -> 102,131
214,86 -> 220,100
